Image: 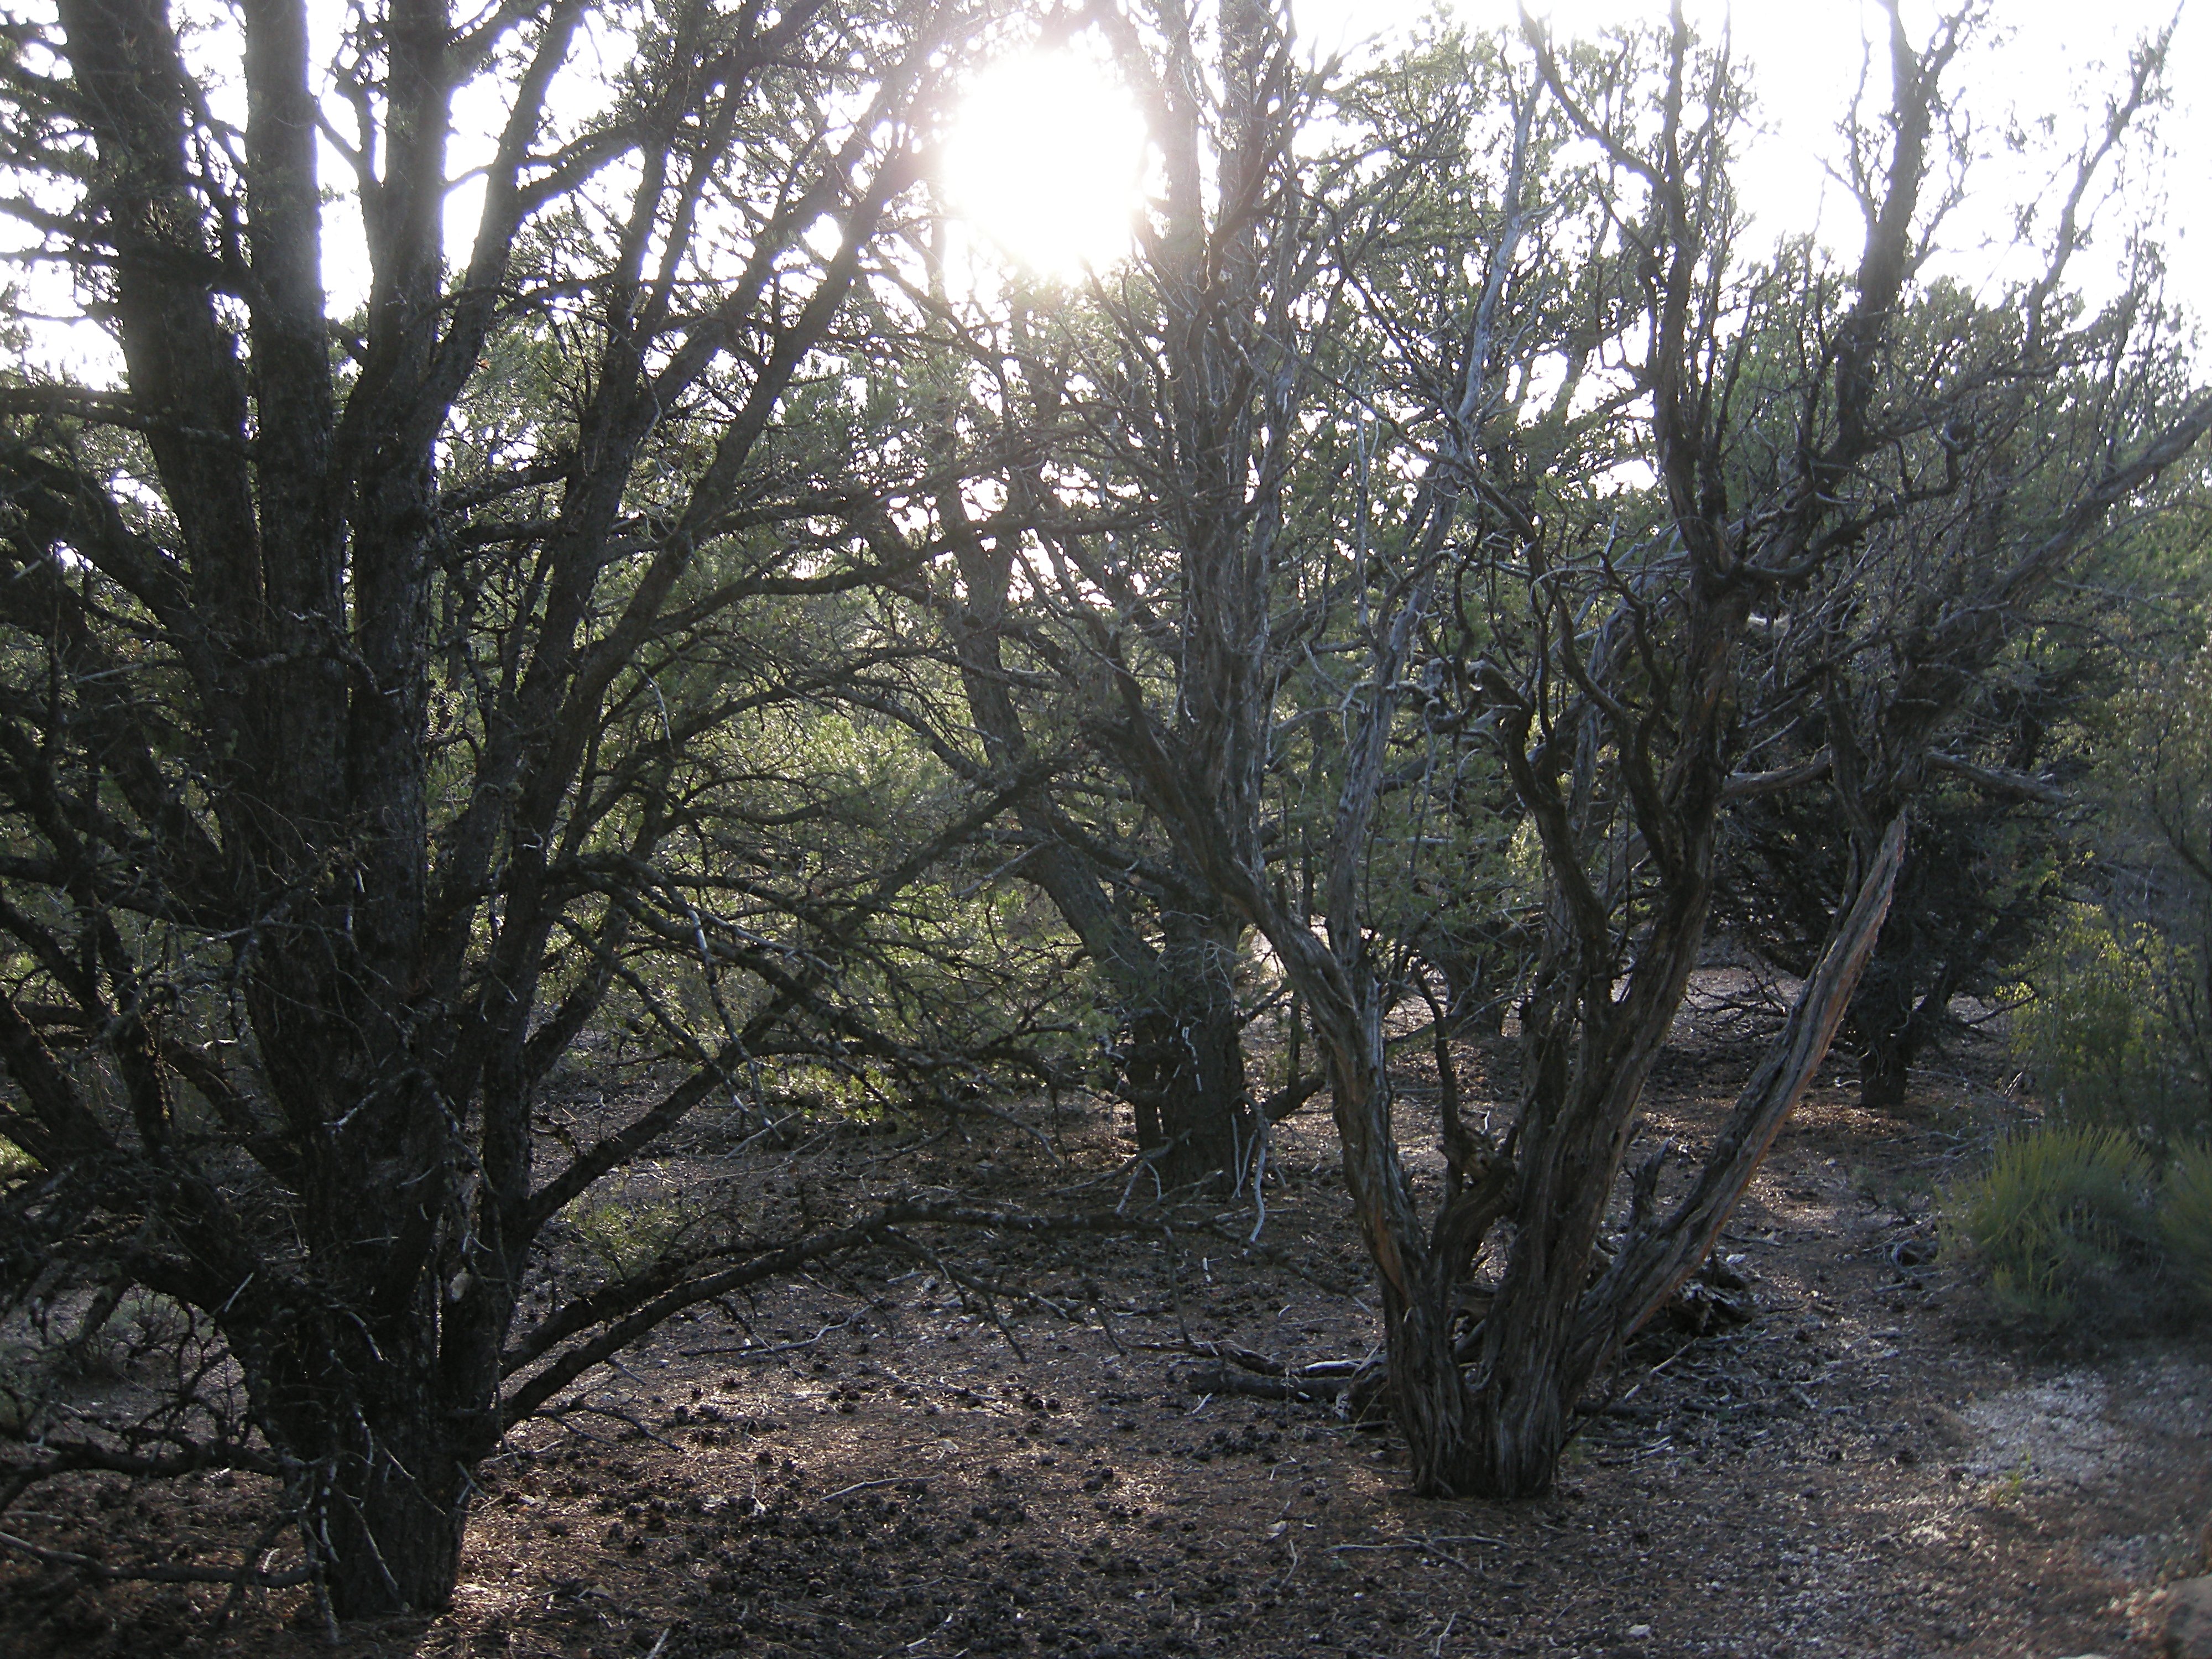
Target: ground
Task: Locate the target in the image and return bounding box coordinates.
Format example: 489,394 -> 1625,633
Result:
3,976 -> 2208,1658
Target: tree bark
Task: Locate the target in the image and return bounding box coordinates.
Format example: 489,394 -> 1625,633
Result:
1856,1016 -> 1913,1113
309,1425 -> 470,1618
1123,919 -> 1255,1189
238,1302 -> 485,1615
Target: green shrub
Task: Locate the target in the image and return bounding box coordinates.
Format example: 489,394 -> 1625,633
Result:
2161,1144 -> 2212,1310
1945,1124 -> 2161,1326
2008,906 -> 2205,1147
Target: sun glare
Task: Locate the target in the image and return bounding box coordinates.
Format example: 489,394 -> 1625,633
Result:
942,50 -> 1148,281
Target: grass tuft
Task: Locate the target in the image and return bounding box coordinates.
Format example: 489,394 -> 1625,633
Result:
1944,1124 -> 2159,1327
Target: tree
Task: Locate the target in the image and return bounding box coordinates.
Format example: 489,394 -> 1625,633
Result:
861,0 -> 1346,1191
1709,22 -> 2209,1109
1409,3 -> 2206,1494
2025,613 -> 2212,1150
1082,0 -> 2209,1499
0,0 -> 1021,1615
1721,593 -> 2093,1114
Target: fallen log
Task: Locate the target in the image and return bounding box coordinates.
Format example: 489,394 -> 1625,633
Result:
1177,1359 -> 1361,1401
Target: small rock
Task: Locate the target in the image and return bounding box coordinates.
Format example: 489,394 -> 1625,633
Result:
1627,1626 -> 1652,1640
2147,1576 -> 2212,1659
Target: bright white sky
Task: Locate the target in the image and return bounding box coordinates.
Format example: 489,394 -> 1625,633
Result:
1311,0 -> 2209,319
949,0 -> 2208,341
9,2 -> 2201,377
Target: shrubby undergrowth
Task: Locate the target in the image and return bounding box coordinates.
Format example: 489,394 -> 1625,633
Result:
2161,1146 -> 2212,1311
1946,1123 -> 2212,1332
2008,906 -> 2206,1150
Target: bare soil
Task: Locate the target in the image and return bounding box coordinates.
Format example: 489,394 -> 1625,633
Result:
5,980 -> 2209,1658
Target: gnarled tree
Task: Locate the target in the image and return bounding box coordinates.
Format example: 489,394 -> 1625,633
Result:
0,0 -> 1027,1615
1097,0 -> 2209,1498
865,0 -> 1340,1190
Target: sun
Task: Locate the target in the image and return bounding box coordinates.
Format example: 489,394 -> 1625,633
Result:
941,49 -> 1149,281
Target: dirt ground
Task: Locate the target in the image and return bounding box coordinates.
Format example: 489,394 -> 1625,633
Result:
4,978 -> 2209,1658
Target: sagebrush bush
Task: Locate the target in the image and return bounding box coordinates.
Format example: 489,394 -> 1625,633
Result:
1945,1124 -> 2161,1327
2161,1144 -> 2212,1311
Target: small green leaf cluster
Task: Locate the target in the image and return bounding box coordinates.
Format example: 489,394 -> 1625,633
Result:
565,1193 -> 701,1285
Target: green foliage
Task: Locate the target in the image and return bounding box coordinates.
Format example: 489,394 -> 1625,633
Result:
567,1194 -> 699,1283
2008,905 -> 2204,1146
1949,1117 -> 2212,1330
2160,1144 -> 2212,1311
0,1138 -> 35,1181
1944,1124 -> 2160,1327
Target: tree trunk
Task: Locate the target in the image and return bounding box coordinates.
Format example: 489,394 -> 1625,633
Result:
1291,953 -> 1514,1495
1857,1025 -> 1912,1113
314,1435 -> 470,1618
1470,1349 -> 1571,1497
933,463 -> 1260,1189
1853,888 -> 1981,1114
1124,919 -> 1254,1188
245,1313 -> 482,1617
1853,928 -> 1927,1113
1385,1285 -> 1487,1493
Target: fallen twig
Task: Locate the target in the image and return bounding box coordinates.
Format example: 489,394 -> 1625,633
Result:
822,1477 -> 914,1503
0,1527 -> 314,1589
682,1310 -> 867,1359
1328,1530 -> 1505,1574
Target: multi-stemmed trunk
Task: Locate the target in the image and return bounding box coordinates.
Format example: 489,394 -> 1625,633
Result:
1267,820 -> 1906,1500
0,0 -> 954,1621
206,892 -> 519,1614
239,1305 -> 489,1615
